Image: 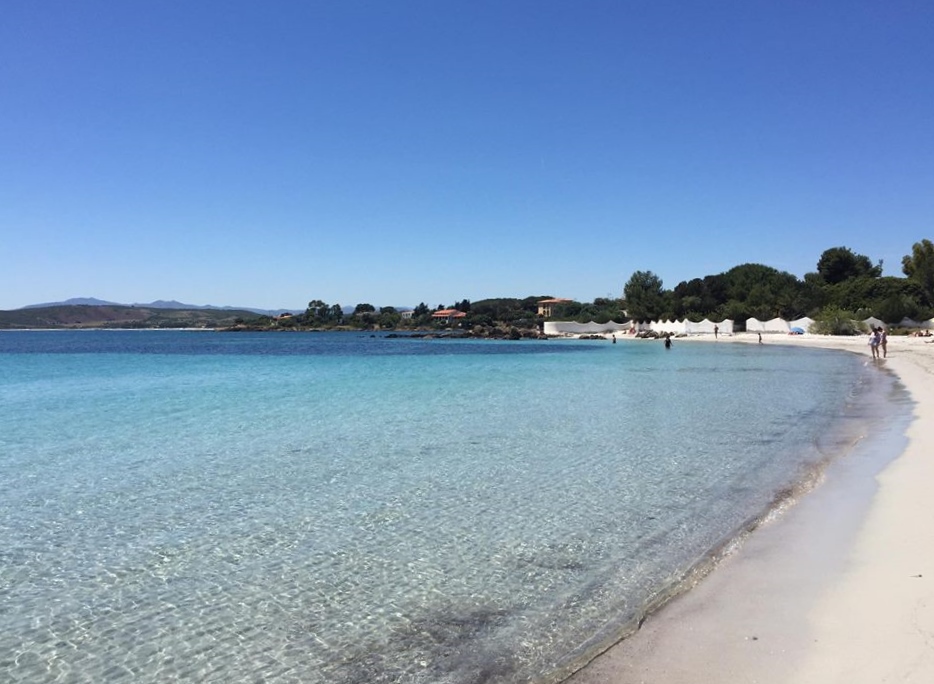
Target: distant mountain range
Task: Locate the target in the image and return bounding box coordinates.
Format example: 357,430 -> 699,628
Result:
18,298 -> 301,317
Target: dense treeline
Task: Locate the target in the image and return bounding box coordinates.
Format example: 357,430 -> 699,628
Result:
265,240 -> 933,334
275,295 -> 557,335
623,241 -> 934,328
277,295 -> 627,334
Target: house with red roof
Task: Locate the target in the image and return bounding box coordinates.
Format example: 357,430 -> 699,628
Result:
431,309 -> 468,324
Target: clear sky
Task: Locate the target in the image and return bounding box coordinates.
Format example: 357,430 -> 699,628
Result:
2,1 -> 932,311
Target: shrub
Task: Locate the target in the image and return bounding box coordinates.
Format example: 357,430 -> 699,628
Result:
810,307 -> 867,335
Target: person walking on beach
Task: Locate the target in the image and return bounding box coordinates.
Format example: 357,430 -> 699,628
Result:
714,324 -> 719,340
757,332 -> 762,344
880,327 -> 888,358
869,327 -> 882,359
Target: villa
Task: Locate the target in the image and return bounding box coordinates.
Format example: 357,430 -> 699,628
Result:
537,298 -> 573,318
431,309 -> 467,324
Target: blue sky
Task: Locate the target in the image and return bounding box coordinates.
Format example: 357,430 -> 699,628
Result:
2,1 -> 932,311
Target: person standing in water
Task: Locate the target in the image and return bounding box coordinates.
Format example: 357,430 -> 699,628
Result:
869,327 -> 882,359
664,334 -> 672,349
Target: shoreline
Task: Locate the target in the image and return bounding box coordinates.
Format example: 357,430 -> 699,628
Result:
565,333 -> 934,683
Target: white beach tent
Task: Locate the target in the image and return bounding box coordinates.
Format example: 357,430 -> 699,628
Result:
897,318 -> 921,329
544,318 -> 736,336
653,319 -> 687,335
575,321 -> 630,335
745,317 -> 792,333
651,319 -> 670,334
923,319 -> 934,330
542,321 -> 630,336
789,317 -> 815,333
863,316 -> 885,329
683,318 -> 733,335
684,318 -> 714,334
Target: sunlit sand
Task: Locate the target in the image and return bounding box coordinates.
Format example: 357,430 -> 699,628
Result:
568,333 -> 934,684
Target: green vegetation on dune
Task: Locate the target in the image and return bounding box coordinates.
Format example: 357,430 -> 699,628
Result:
4,240 -> 931,333
620,241 -> 933,328
287,240 -> 932,335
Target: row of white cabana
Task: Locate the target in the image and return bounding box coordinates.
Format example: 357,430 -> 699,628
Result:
746,316 -> 934,333
636,318 -> 734,334
741,317 -> 932,332
543,319 -> 734,336
745,317 -> 814,333
862,316 -> 934,330
544,316 -> 934,337
542,321 -> 633,336
743,316 -> 934,332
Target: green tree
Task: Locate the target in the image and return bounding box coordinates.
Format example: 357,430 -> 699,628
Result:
875,294 -> 920,324
720,299 -> 750,324
471,297 -> 535,324
671,277 -> 727,319
552,301 -> 583,320
829,276 -> 922,316
623,270 -> 665,321
304,299 -> 332,325
377,307 -> 400,329
791,280 -> 828,317
407,303 -> 432,326
815,246 -> 882,285
902,239 -> 934,306
305,299 -> 327,317
712,264 -> 806,319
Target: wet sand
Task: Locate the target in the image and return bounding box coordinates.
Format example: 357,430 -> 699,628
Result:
566,333 -> 934,684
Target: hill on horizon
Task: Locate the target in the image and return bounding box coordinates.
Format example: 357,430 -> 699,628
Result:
0,303 -> 269,330
17,297 -> 299,317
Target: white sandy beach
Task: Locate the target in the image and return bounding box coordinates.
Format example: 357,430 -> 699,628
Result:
567,333 -> 934,684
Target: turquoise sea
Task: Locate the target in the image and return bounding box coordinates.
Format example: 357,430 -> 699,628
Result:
0,331 -> 908,683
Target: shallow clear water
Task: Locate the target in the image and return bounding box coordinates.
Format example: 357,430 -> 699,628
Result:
0,331 -> 906,683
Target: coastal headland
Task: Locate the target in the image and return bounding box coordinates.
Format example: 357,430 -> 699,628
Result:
567,333 -> 934,684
